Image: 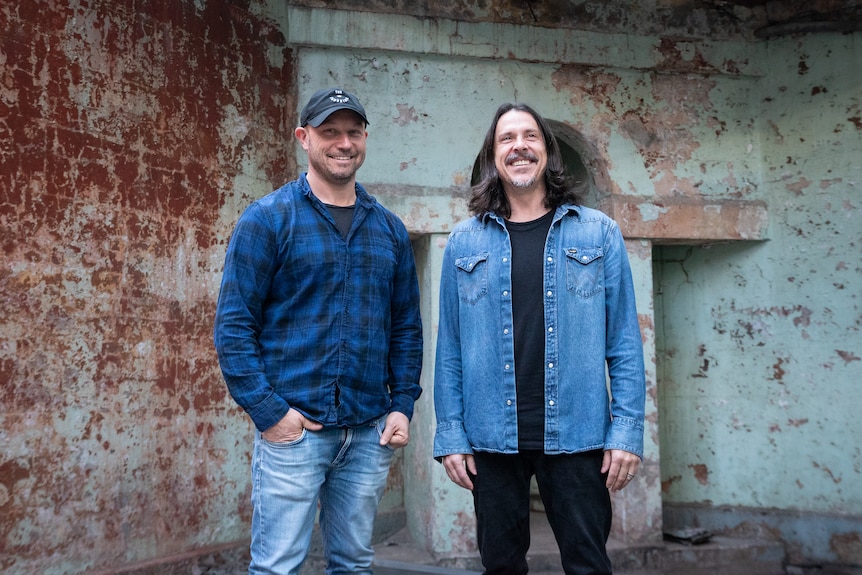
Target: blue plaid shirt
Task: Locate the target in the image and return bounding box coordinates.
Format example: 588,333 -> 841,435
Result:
214,174 -> 423,432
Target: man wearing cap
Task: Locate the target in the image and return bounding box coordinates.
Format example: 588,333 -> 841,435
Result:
214,88 -> 423,574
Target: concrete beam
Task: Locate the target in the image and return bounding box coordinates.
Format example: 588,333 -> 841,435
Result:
286,6 -> 766,77
603,195 -> 769,243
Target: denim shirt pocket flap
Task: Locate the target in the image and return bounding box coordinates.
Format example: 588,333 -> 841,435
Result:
565,246 -> 603,265
455,253 -> 489,273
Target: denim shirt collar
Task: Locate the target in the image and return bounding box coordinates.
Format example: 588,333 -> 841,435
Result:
479,203 -> 583,227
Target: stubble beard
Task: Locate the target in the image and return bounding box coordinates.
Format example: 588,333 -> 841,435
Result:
311,154 -> 361,186
306,133 -> 364,185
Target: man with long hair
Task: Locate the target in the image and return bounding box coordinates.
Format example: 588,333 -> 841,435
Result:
434,102 -> 645,574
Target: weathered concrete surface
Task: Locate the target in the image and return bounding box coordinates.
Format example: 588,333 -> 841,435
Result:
2,0 -> 861,573
607,196 -> 769,244
656,31 -> 862,567
0,1 -> 295,572
289,0 -> 862,40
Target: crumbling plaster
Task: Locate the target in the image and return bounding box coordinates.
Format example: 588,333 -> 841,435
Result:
657,32 -> 861,565
2,1 -> 294,572
1,0 -> 860,573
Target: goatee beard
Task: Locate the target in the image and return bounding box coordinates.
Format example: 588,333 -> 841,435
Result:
509,175 -> 537,188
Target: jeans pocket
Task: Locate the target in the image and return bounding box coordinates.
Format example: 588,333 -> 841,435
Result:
260,428 -> 308,448
372,417 -> 397,452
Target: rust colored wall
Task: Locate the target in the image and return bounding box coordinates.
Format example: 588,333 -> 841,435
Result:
1,1 -> 295,572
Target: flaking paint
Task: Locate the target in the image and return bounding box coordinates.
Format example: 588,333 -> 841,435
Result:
1,0 -> 293,572
2,1 -> 860,572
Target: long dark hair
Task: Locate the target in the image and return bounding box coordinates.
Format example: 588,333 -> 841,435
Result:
468,102 -> 582,218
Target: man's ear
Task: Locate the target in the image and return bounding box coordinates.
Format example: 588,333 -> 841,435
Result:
295,126 -> 309,148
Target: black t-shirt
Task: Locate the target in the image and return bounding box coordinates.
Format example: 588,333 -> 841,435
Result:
505,210 -> 554,450
325,204 -> 355,239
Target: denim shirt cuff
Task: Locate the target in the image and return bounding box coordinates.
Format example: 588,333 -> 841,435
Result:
433,422 -> 474,459
604,416 -> 645,459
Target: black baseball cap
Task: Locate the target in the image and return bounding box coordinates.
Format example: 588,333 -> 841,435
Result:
300,88 -> 369,127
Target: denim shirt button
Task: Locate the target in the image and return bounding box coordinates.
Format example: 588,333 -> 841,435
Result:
548,400 -> 555,406
546,290 -> 553,297
504,364 -> 510,370
548,362 -> 554,368
503,290 -> 509,297
503,328 -> 509,334
506,399 -> 513,406
548,326 -> 553,332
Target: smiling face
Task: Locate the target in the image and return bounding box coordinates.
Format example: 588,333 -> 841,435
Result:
493,109 -> 548,193
296,109 -> 367,187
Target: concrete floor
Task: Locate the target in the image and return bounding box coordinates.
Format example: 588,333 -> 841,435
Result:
367,511 -> 789,575
147,510 -> 860,575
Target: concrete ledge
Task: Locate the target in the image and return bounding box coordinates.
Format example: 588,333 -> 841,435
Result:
604,195 -> 769,243
665,502 -> 862,569
612,537 -> 786,575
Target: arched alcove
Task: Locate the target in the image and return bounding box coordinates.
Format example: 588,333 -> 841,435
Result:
545,119 -> 613,210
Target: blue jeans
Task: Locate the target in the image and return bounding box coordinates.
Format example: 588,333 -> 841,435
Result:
471,450 -> 612,575
249,418 -> 395,575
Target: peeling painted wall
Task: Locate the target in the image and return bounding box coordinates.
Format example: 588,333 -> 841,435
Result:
656,32 -> 862,565
287,5 -> 770,551
291,4 -> 860,564
2,0 -> 860,572
1,1 -> 295,572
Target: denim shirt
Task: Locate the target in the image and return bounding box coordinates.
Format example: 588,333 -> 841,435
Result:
214,174 -> 423,432
433,204 -> 645,458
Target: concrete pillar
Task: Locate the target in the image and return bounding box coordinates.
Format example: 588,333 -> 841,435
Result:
611,239 -> 663,544
405,233 -> 478,560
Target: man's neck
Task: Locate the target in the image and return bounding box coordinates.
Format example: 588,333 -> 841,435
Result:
307,172 -> 356,206
505,185 -> 549,223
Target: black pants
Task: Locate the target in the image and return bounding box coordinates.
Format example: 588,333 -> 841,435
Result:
471,450 -> 612,575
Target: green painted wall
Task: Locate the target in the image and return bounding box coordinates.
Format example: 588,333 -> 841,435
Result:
290,6 -> 861,563
657,33 -> 861,514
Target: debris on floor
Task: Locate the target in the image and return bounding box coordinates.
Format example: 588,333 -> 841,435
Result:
663,527 -> 713,545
